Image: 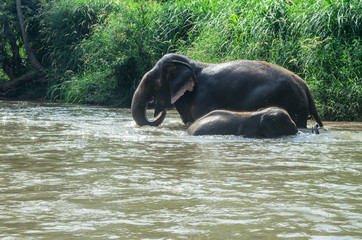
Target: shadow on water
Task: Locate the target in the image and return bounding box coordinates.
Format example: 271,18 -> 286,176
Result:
0,101 -> 361,239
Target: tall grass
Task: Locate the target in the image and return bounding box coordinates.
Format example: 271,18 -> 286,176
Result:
43,0 -> 361,120
177,0 -> 361,120
40,0 -> 117,71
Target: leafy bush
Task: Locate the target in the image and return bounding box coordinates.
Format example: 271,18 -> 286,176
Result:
39,0 -> 117,72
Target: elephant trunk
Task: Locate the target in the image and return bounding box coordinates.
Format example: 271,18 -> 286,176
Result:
131,78 -> 166,126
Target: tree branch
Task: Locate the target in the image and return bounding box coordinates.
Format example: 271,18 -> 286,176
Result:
0,71 -> 39,95
16,0 -> 44,71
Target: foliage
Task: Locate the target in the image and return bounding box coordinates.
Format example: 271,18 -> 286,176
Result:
1,0 -> 361,120
38,0 -> 118,72
0,0 -> 48,97
0,0 -> 41,80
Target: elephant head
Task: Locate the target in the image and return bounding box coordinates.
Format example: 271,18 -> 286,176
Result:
131,54 -> 197,126
256,108 -> 298,138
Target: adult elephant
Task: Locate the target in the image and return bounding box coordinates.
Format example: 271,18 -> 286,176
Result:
187,107 -> 298,138
131,54 -> 323,128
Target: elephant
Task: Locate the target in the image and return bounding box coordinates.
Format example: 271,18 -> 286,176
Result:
131,53 -> 323,128
187,107 -> 298,138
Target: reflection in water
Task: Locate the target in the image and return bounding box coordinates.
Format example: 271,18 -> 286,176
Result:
0,101 -> 361,239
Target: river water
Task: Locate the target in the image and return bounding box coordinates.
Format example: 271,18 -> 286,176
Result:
0,101 -> 361,239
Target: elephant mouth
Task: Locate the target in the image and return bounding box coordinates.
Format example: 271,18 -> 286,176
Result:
131,90 -> 167,126
153,100 -> 173,118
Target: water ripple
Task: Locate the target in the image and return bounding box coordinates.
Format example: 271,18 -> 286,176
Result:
0,101 -> 361,239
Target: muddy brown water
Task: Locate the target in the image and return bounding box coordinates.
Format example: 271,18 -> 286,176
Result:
0,101 -> 361,239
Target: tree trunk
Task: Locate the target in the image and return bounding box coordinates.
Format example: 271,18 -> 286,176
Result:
2,0 -> 47,97
0,71 -> 38,95
16,0 -> 43,71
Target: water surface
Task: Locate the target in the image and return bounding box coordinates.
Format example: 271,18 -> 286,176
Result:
0,101 -> 361,239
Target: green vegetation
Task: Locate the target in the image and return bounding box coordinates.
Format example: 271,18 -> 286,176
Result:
1,0 -> 361,121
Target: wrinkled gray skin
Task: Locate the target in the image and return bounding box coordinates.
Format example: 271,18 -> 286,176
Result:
187,107 -> 298,138
131,53 -> 323,128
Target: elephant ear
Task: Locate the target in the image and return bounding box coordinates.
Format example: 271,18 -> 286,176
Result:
168,60 -> 197,104
257,115 -> 277,138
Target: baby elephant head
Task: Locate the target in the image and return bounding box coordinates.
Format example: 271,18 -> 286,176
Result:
256,107 -> 298,138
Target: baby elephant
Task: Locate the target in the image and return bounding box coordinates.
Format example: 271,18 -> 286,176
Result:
187,107 -> 298,138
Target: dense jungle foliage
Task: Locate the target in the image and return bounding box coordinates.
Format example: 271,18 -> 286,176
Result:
0,0 -> 361,121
